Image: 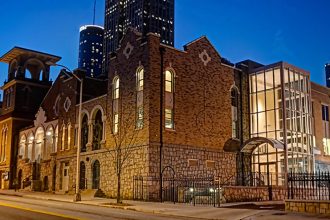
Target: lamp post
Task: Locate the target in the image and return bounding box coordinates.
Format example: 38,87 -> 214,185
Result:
46,62 -> 83,202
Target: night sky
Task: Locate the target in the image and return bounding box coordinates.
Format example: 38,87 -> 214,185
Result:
0,0 -> 329,87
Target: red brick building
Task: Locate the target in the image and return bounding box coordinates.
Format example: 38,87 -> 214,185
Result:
2,29 -> 330,201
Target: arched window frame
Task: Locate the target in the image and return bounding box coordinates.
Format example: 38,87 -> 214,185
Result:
27,132 -> 34,161
46,126 -> 54,158
165,70 -> 174,93
164,69 -> 175,129
136,67 -> 144,92
113,76 -> 120,100
81,114 -> 89,152
231,86 -> 239,139
19,135 -> 26,158
92,110 -> 103,150
61,124 -> 66,151
0,127 -> 8,162
92,160 -> 100,189
67,123 -> 71,150
136,67 -> 144,129
35,127 -> 44,162
54,126 -> 58,153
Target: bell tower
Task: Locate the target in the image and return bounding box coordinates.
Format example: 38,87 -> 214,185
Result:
0,47 -> 61,189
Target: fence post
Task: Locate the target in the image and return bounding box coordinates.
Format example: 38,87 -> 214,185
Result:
218,177 -> 221,208
193,179 -> 195,206
172,178 -> 175,204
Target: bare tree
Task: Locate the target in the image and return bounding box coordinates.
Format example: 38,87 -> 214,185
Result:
106,71 -> 146,204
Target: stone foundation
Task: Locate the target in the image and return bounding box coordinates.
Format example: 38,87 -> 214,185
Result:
285,200 -> 330,215
222,186 -> 286,203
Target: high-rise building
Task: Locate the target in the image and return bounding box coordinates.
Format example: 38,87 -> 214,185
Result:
78,25 -> 104,78
103,0 -> 175,73
326,63 -> 330,88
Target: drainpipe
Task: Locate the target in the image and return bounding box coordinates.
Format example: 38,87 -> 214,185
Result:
159,46 -> 165,202
239,69 -> 245,186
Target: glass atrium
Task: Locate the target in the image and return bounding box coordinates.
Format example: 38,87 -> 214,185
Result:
249,62 -> 314,185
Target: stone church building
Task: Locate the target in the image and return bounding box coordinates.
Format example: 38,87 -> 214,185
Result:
2,29 -> 247,198
1,29 -> 330,200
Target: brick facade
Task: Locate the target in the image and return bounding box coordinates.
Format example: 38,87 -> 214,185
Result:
311,82 -> 330,171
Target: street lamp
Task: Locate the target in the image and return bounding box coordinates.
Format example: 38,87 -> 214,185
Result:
46,61 -> 83,202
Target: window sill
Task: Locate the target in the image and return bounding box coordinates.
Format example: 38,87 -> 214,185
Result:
165,128 -> 176,132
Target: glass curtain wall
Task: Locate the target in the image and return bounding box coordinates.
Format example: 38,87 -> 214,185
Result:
249,63 -> 313,186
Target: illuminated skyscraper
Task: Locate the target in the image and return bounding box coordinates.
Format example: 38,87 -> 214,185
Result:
78,25 -> 104,77
103,0 -> 175,73
326,63 -> 330,88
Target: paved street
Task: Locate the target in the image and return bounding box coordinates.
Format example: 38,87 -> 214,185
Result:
0,195 -> 201,220
0,193 -> 328,220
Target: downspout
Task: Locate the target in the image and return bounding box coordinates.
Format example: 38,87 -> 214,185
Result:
239,69 -> 245,185
159,46 -> 165,202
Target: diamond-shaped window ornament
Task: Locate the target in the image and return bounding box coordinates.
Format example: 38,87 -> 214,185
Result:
199,50 -> 212,66
64,97 -> 71,112
123,42 -> 134,59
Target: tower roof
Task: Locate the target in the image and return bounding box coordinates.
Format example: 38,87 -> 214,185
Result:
0,46 -> 61,64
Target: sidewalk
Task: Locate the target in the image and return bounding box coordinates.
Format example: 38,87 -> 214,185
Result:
0,189 -> 286,220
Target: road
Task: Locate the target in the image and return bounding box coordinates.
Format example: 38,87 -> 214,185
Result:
0,195 -> 199,220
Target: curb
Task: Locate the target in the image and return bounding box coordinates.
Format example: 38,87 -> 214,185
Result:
0,192 -> 213,219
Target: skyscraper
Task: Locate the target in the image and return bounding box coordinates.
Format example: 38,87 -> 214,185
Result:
78,25 -> 104,77
103,0 -> 175,73
326,63 -> 330,88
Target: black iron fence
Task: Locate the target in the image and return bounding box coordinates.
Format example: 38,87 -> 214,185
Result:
133,172 -> 285,205
133,176 -> 221,206
288,172 -> 330,201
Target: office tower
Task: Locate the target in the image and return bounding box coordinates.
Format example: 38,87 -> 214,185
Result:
78,25 -> 104,77
326,63 -> 330,88
103,0 -> 175,73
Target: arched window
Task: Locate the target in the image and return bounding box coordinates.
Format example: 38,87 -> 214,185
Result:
112,77 -> 120,134
92,160 -> 100,189
93,110 -> 103,150
67,123 -> 71,150
165,70 -> 174,92
54,126 -> 58,153
19,135 -> 26,158
81,115 -> 89,152
79,161 -> 86,189
136,67 -> 144,129
61,125 -> 66,151
35,127 -> 44,162
46,127 -> 54,157
136,67 -> 144,91
165,70 -> 175,129
0,128 -> 7,162
231,87 -> 239,139
27,133 -> 34,161
113,77 -> 120,99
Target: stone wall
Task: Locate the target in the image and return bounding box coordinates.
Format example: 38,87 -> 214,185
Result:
56,145 -> 149,199
286,200 -> 330,215
222,186 -> 286,203
149,144 -> 237,179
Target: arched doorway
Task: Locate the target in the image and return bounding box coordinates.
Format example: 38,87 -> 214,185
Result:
241,137 -> 284,186
18,170 -> 22,189
80,161 -> 86,190
52,165 -> 56,191
92,160 -> 100,189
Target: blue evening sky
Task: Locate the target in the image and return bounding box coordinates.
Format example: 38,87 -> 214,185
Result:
0,0 -> 329,86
